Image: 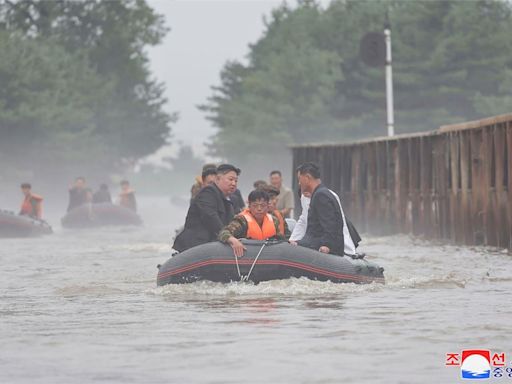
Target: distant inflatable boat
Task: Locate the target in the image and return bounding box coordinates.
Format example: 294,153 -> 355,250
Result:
0,209 -> 53,238
61,203 -> 142,228
157,239 -> 384,285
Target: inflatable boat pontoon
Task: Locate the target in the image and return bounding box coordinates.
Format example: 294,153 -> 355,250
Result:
0,209 -> 53,238
61,203 -> 142,228
157,239 -> 384,285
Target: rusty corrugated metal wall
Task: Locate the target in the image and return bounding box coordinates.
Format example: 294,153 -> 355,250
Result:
291,114 -> 512,250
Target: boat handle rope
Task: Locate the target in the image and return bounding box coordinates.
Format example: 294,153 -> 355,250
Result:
234,248 -> 241,279
241,241 -> 267,282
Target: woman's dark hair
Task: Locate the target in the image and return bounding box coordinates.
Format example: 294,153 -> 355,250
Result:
20,182 -> 31,189
296,162 -> 321,179
248,189 -> 270,203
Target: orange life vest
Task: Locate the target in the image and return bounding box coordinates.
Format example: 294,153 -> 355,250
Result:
119,191 -> 137,212
20,194 -> 43,219
240,209 -> 276,240
273,210 -> 285,236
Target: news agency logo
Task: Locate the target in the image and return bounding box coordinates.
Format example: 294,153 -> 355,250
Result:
461,350 -> 491,379
446,350 -> 510,380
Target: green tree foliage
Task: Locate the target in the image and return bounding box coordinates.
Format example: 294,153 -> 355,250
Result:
202,0 -> 512,170
0,0 -> 174,183
0,32 -> 108,175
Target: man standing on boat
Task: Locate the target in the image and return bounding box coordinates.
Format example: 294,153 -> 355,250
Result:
173,164 -> 240,252
19,183 -> 44,220
67,177 -> 92,212
290,162 -> 344,256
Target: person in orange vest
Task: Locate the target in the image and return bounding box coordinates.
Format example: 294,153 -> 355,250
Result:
218,189 -> 285,257
262,185 -> 291,239
118,179 -> 137,212
19,183 -> 43,220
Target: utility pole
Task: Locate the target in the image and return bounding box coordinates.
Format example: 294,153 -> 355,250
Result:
360,13 -> 396,137
384,19 -> 394,137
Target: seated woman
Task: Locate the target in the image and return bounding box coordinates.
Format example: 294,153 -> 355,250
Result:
219,189 -> 285,257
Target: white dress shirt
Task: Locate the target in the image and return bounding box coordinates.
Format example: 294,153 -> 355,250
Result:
289,191 -> 357,255
289,194 -> 310,241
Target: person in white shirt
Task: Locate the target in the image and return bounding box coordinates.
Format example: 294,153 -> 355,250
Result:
290,188 -> 360,256
289,192 -> 310,242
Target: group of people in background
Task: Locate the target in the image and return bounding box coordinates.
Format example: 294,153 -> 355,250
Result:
67,177 -> 137,213
17,177 -> 137,221
173,161 -> 361,258
17,161 -> 361,258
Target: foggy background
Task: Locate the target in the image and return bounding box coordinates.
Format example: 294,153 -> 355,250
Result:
1,0 -> 511,216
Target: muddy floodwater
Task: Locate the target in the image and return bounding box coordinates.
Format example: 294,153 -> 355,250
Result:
1,196 -> 511,383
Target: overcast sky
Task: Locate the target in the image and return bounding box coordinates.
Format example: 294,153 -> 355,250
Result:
146,0 -> 284,161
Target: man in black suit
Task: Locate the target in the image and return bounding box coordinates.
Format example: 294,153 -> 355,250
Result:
290,162 -> 344,256
173,164 -> 241,252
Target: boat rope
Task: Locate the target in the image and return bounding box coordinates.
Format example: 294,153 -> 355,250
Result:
234,248 -> 241,279
241,241 -> 267,282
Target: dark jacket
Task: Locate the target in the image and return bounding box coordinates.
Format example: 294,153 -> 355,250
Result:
298,183 -> 344,255
92,190 -> 112,204
173,183 -> 234,252
119,191 -> 137,212
67,187 -> 89,212
230,189 -> 245,214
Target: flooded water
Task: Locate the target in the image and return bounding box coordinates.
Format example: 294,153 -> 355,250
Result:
1,196 -> 511,383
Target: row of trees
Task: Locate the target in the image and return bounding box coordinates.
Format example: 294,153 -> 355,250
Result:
202,0 -> 512,172
0,0 -> 174,186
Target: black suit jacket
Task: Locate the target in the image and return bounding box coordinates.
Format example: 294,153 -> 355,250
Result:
173,183 -> 234,252
230,189 -> 245,214
298,183 -> 344,255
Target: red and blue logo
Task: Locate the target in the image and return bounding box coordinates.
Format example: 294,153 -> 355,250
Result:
446,349 -> 509,379
461,350 -> 491,379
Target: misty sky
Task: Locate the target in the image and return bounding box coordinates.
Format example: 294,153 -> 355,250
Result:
147,0 -> 329,162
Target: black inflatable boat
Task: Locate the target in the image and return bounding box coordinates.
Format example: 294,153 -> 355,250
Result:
61,203 -> 142,228
157,239 -> 384,285
0,209 -> 53,238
